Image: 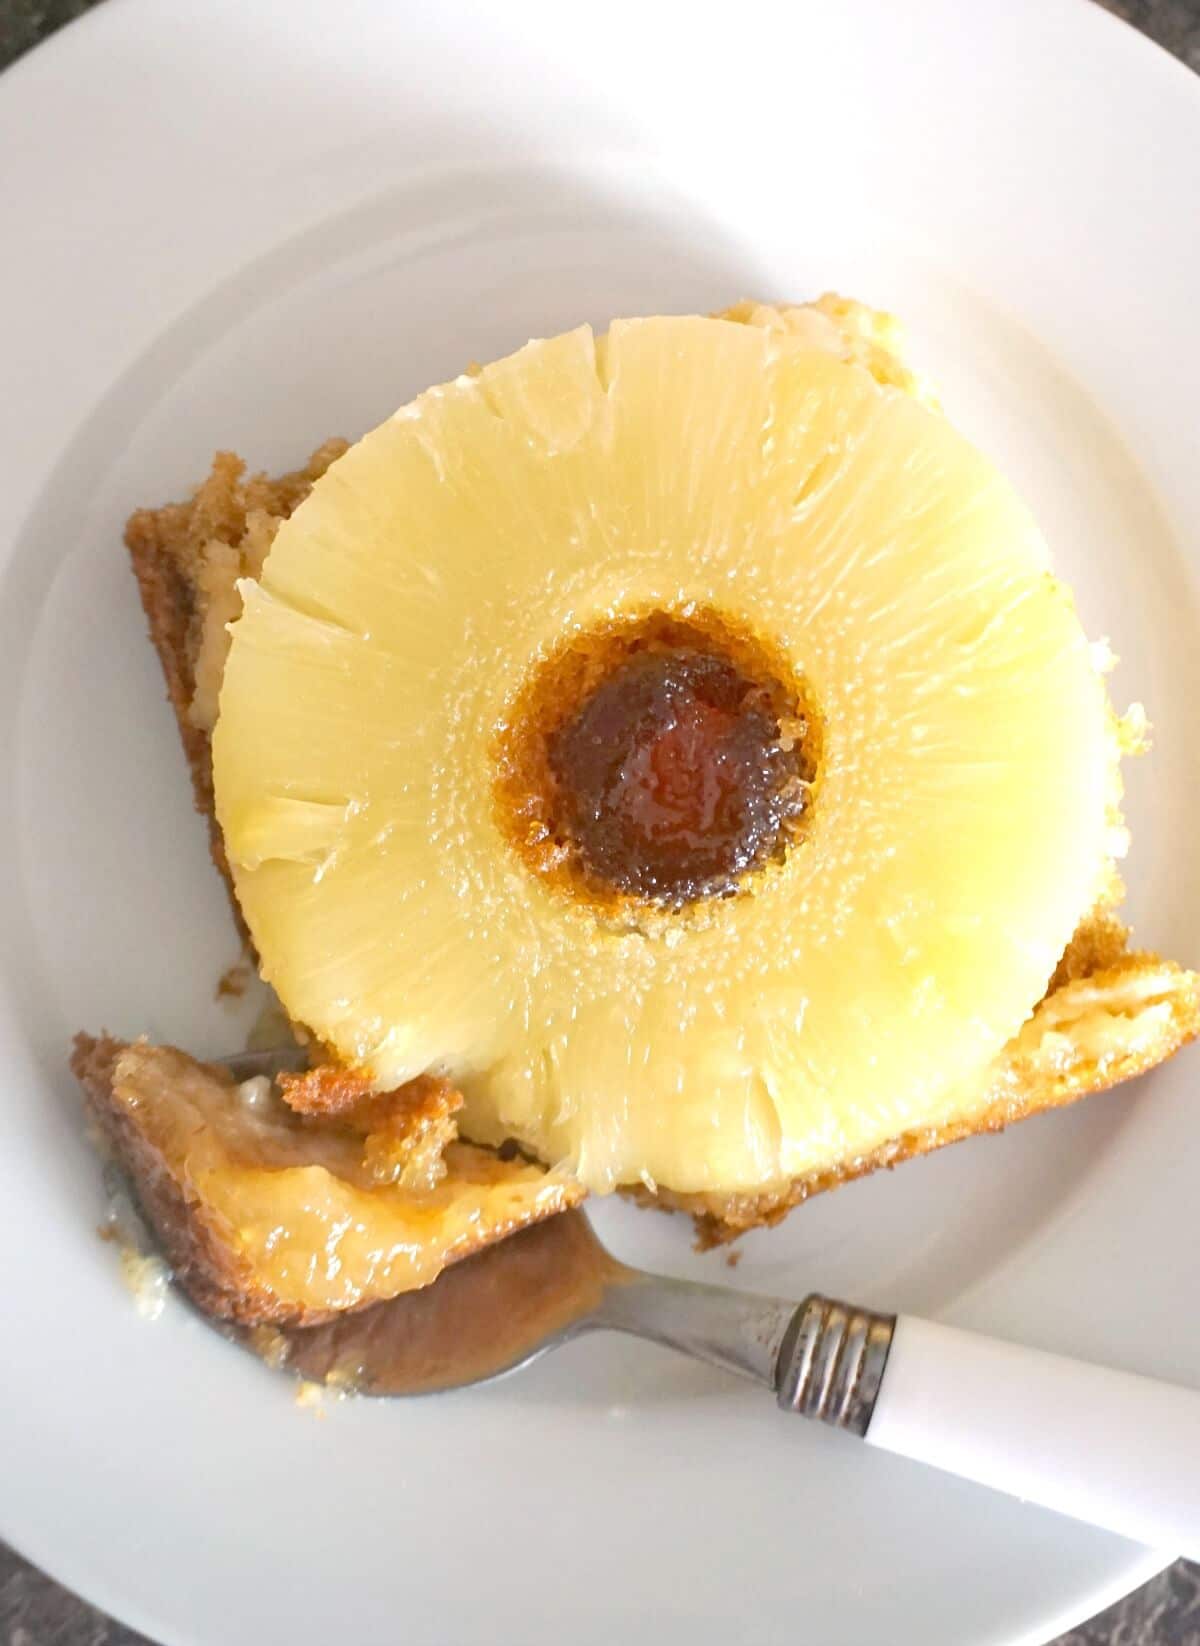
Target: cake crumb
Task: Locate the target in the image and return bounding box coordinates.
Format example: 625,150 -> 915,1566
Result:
119,1248 -> 170,1320
295,1380 -> 327,1415
325,1360 -> 362,1394
217,957 -> 253,1001
248,1325 -> 291,1371
724,1249 -> 743,1269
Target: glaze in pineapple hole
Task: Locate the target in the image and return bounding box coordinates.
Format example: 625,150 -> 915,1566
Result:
491,608 -> 821,909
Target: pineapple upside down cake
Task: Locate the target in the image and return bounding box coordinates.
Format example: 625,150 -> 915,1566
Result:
73,296 -> 1200,1328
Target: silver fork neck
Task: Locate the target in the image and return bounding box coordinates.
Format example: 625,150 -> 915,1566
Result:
590,1270 -> 894,1434
591,1268 -> 801,1389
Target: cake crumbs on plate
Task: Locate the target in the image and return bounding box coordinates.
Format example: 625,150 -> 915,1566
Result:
295,1380 -> 328,1415
119,1248 -> 171,1320
217,956 -> 253,1001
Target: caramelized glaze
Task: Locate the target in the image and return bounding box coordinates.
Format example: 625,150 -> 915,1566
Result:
493,608 -> 819,910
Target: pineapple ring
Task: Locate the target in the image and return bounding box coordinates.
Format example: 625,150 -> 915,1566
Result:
213,316 -> 1112,1195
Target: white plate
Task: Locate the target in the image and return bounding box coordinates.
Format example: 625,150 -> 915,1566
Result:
1,1 -> 1198,1642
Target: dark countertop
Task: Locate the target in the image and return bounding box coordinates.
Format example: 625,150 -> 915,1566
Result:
2,1 -> 1198,1642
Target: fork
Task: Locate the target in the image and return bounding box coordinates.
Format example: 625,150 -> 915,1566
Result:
220,1048 -> 1200,1557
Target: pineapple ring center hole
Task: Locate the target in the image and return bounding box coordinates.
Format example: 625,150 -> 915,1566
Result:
492,609 -> 821,909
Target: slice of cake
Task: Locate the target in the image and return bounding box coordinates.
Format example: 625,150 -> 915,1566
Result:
87,296 -> 1197,1302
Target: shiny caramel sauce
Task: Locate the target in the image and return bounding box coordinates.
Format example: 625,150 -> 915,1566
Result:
550,648 -> 804,903
493,609 -> 819,909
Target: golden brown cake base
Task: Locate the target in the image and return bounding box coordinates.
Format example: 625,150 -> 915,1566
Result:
124,443 -> 347,941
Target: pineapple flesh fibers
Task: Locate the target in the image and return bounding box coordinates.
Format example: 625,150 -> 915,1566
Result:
213,316 -> 1113,1196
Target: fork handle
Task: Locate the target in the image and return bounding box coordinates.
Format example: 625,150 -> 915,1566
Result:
780,1297 -> 1200,1557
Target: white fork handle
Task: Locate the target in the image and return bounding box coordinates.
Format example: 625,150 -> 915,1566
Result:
867,1314 -> 1200,1555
